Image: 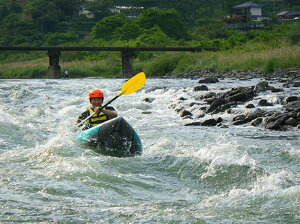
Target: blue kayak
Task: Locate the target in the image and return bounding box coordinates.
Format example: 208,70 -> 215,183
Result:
76,117 -> 142,157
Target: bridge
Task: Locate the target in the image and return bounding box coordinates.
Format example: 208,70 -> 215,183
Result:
0,46 -> 215,78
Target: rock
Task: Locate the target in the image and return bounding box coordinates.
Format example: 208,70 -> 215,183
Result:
251,117 -> 263,126
245,109 -> 266,121
254,81 -> 269,92
225,87 -> 255,102
285,117 -> 298,126
178,97 -> 187,101
201,118 -> 218,126
143,97 -> 155,103
284,100 -> 300,111
271,88 -> 284,92
293,82 -> 300,87
180,110 -> 193,118
184,122 -> 201,126
265,114 -> 288,130
194,85 -> 209,91
232,114 -> 248,125
141,111 -> 152,114
212,102 -> 236,114
258,99 -> 273,107
285,96 -> 298,103
206,98 -> 229,113
198,77 -> 219,83
245,103 -> 255,108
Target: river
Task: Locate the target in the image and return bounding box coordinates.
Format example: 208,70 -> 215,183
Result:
0,78 -> 299,223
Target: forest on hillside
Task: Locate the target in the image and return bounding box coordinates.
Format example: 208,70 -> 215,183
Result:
0,0 -> 300,78
0,0 -> 300,47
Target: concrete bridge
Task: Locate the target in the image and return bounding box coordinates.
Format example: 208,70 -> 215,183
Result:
0,46 -> 215,78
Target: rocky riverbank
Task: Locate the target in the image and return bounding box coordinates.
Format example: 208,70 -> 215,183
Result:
162,68 -> 300,131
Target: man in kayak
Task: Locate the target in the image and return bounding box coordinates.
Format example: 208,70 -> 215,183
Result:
75,89 -> 118,130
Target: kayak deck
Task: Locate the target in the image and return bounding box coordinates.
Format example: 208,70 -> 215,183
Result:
76,117 -> 142,157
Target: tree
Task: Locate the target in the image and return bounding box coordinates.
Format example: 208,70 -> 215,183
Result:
112,22 -> 141,40
136,8 -> 187,39
0,13 -> 43,46
136,25 -> 174,47
92,13 -> 130,40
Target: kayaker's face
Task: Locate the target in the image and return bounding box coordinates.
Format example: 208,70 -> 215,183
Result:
90,97 -> 103,108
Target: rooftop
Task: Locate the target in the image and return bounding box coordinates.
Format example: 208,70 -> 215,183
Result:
233,2 -> 262,9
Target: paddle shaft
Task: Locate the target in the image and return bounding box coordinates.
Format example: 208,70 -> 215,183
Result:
76,95 -> 120,128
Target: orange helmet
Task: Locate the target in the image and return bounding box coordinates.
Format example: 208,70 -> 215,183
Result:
88,89 -> 104,99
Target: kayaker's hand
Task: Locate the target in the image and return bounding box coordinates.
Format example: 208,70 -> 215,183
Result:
94,106 -> 101,115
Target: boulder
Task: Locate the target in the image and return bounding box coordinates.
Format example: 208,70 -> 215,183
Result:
251,117 -> 263,126
193,85 -> 209,91
180,110 -> 193,118
206,98 -> 229,113
258,99 -> 273,107
254,81 -> 269,92
285,117 -> 298,126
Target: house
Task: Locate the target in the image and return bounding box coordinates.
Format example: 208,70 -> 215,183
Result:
277,11 -> 300,20
232,2 -> 263,22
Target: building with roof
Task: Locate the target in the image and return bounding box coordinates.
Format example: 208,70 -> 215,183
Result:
232,2 -> 263,22
277,11 -> 300,20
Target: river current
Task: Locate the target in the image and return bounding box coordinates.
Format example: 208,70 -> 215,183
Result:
0,78 -> 299,223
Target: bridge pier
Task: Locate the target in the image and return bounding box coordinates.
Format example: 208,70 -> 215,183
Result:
48,50 -> 61,79
121,50 -> 134,78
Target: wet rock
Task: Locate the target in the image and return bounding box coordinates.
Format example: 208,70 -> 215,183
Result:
245,109 -> 266,121
180,110 -> 193,118
206,98 -> 229,113
198,77 -> 219,83
285,96 -> 298,103
258,99 -> 273,107
251,117 -> 263,126
201,118 -> 222,126
232,114 -> 248,125
225,87 -> 255,102
284,100 -> 300,111
194,85 -> 209,91
293,82 -> 300,87
143,97 -> 155,103
184,122 -> 201,126
285,117 -> 298,126
270,88 -> 284,92
245,103 -> 255,108
212,102 -> 237,114
254,81 -> 269,93
265,114 -> 288,130
179,97 -> 187,101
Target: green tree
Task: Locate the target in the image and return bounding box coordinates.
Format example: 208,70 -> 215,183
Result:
45,31 -> 79,45
136,25 -> 174,47
0,13 -> 42,46
136,8 -> 187,39
92,13 -> 130,40
112,22 -> 142,40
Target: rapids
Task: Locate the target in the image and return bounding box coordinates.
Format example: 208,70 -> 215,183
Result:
0,78 -> 299,223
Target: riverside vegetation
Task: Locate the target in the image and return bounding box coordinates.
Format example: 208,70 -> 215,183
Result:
0,0 -> 300,78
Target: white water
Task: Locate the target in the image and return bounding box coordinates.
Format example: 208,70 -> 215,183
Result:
0,78 -> 299,223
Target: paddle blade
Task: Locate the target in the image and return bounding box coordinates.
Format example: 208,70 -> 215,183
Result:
119,72 -> 146,95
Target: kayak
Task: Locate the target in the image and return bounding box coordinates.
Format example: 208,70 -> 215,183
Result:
76,117 -> 142,157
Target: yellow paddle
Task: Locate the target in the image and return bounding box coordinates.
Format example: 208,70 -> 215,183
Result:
77,72 -> 146,128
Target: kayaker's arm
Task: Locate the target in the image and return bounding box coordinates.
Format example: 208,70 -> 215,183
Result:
94,106 -> 118,119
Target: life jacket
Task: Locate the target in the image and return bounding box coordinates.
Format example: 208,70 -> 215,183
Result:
88,107 -> 110,127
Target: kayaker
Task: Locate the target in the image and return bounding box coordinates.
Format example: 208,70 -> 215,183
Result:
75,89 -> 118,129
